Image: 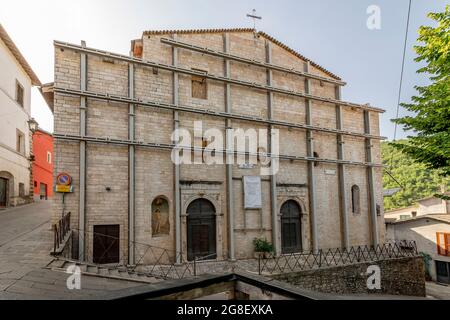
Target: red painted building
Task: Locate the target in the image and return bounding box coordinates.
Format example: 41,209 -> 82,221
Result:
32,128 -> 53,200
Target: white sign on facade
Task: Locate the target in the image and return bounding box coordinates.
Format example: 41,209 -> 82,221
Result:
243,176 -> 262,209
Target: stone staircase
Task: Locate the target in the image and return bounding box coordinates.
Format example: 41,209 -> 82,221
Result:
46,258 -> 163,284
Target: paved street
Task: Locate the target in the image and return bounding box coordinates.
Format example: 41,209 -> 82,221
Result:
0,201 -> 142,300
425,282 -> 450,300
0,201 -> 448,300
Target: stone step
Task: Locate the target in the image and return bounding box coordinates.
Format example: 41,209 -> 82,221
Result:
98,268 -> 110,276
78,264 -> 88,272
47,259 -> 67,269
109,269 -> 120,276
48,259 -> 164,284
128,272 -> 140,279
86,265 -> 98,273
118,270 -> 130,277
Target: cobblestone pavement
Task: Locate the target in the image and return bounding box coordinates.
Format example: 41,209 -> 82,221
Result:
0,201 -> 143,300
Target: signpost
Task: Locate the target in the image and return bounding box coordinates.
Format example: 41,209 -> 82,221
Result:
56,173 -> 73,217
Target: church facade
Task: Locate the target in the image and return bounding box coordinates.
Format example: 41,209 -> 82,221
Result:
52,28 -> 385,265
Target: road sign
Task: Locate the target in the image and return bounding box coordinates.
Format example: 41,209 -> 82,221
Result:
56,173 -> 72,186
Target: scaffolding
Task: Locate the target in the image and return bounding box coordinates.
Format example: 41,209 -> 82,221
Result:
54,34 -> 383,262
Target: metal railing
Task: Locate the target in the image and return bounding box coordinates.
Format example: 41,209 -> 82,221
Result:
193,253 -> 219,276
56,230 -> 419,280
70,228 -> 198,280
257,240 -> 419,275
52,212 -> 71,255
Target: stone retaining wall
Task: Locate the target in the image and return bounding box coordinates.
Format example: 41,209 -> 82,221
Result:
272,257 -> 426,297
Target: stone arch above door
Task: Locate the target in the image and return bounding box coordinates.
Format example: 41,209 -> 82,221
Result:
277,196 -> 307,215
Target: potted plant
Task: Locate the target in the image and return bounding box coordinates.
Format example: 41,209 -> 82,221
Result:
253,237 -> 274,259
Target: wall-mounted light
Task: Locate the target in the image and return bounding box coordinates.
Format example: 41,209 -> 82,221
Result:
28,118 -> 38,133
105,187 -> 112,192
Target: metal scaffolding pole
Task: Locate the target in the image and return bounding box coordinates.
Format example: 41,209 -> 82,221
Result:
53,87 -> 385,141
128,62 -> 136,265
172,34 -> 182,264
266,41 -> 279,256
78,41 -> 87,261
53,133 -> 383,168
54,41 -> 385,114
160,37 -> 346,86
364,111 -> 379,246
224,33 -> 235,261
305,61 -> 318,253
335,86 -> 349,249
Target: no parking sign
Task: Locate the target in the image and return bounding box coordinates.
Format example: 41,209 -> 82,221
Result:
56,172 -> 73,193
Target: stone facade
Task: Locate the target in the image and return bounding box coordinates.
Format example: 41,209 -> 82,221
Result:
273,257 -> 426,297
52,29 -> 385,264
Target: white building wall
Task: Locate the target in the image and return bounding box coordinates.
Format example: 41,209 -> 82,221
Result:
418,197 -> 448,215
386,220 -> 450,282
0,38 -> 32,206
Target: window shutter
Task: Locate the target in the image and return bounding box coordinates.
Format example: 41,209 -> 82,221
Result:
446,233 -> 450,256
437,232 -> 446,256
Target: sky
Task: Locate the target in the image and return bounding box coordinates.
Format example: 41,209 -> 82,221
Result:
0,0 -> 447,139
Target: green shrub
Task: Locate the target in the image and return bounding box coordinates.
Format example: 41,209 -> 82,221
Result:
419,252 -> 432,280
253,237 -> 274,253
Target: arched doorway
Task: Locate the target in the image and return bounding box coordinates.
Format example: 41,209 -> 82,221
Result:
281,200 -> 302,254
187,198 -> 216,261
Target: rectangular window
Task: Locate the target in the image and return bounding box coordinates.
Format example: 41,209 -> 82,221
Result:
47,151 -> 51,164
437,232 -> 450,256
16,129 -> 25,155
191,70 -> 207,100
399,215 -> 409,221
16,80 -> 24,107
18,183 -> 25,197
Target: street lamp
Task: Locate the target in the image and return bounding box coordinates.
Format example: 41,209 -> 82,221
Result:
28,118 -> 38,133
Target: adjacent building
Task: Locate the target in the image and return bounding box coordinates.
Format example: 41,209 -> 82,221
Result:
52,28 -> 385,264
0,24 -> 41,208
386,215 -> 450,284
32,128 -> 53,201
385,191 -> 450,284
385,192 -> 450,221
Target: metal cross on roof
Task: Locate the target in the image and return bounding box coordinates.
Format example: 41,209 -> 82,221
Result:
246,9 -> 262,30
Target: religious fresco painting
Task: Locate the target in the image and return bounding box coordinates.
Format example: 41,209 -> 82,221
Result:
151,197 -> 170,236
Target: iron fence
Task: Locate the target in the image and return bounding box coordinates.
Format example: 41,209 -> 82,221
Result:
52,212 -> 71,255
257,240 -> 418,275
53,228 -> 419,280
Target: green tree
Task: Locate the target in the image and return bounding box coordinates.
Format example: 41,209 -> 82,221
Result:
382,141 -> 449,211
391,6 -> 450,186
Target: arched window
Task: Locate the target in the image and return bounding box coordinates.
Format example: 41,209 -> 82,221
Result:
351,185 -> 360,215
151,197 -> 170,236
